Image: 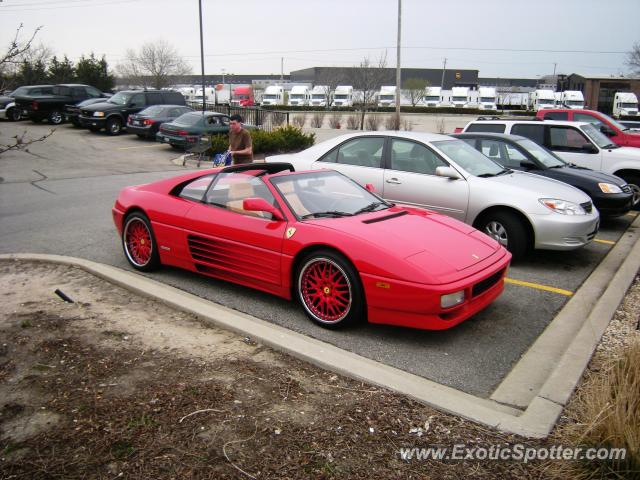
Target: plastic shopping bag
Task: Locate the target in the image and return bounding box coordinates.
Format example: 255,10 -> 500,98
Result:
212,150 -> 232,167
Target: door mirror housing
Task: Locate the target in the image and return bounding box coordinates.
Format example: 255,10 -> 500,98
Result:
242,197 -> 285,221
519,160 -> 538,170
365,183 -> 376,193
435,166 -> 461,179
581,143 -> 599,154
600,125 -> 616,137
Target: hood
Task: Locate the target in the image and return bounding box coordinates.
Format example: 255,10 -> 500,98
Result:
305,206 -> 502,283
542,165 -> 627,186
484,170 -> 591,204
81,101 -> 117,112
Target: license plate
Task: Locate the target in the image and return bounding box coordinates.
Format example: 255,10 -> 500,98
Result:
133,120 -> 141,126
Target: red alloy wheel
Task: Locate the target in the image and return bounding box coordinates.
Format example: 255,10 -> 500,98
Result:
299,258 -> 352,323
124,217 -> 153,267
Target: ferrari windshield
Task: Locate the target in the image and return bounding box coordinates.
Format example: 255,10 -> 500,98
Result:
271,171 -> 388,219
432,139 -> 504,177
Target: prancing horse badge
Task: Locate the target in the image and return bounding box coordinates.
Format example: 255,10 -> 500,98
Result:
286,227 -> 297,239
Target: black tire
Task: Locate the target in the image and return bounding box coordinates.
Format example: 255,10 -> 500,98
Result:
295,249 -> 364,329
106,116 -> 123,135
70,119 -> 81,128
618,173 -> 640,210
48,110 -> 64,125
88,125 -> 101,133
136,134 -> 146,139
7,107 -> 21,121
122,212 -> 160,272
477,211 -> 528,260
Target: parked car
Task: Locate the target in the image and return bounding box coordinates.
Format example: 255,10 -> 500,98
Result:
156,111 -> 254,149
453,132 -> 635,216
462,118 -> 640,207
620,120 -> 640,131
79,90 -> 186,135
535,108 -> 640,148
14,84 -> 107,125
0,85 -> 53,121
65,97 -> 112,127
127,105 -> 192,139
266,132 -> 600,259
113,163 -> 511,330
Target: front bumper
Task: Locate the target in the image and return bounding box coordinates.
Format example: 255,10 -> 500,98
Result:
79,115 -> 106,129
592,191 -> 634,217
531,211 -> 600,250
362,250 -> 511,330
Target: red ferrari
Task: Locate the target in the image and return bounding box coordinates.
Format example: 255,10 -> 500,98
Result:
113,163 -> 511,330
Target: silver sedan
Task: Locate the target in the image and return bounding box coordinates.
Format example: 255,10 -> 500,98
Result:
267,131 -> 600,259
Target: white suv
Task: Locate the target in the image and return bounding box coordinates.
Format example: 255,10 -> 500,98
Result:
462,119 -> 640,206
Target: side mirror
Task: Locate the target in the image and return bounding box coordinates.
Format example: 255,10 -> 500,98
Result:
519,160 -> 537,170
242,197 -> 285,221
435,166 -> 462,179
581,143 -> 599,154
365,183 -> 375,193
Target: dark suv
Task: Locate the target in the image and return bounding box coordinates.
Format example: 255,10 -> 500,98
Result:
79,90 -> 185,135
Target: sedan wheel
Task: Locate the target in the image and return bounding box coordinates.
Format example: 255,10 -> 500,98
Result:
296,250 -> 363,328
122,213 -> 160,271
478,211 -> 528,260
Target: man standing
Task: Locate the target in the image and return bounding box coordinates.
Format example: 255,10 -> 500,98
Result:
228,114 -> 253,165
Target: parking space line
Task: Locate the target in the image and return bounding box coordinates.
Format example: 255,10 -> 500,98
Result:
116,145 -> 166,151
504,278 -> 573,296
593,238 -> 616,245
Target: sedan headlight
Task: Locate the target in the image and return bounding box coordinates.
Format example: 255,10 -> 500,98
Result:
441,290 -> 465,309
598,183 -> 622,194
93,111 -> 105,117
539,198 -> 586,215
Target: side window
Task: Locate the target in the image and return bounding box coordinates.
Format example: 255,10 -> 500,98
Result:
318,148 -> 338,163
163,92 -> 185,105
178,174 -> 215,202
465,123 -> 506,133
205,173 -> 277,219
479,139 -> 506,163
574,113 -> 602,126
543,112 -> 568,120
390,139 -> 447,175
71,87 -> 86,100
129,93 -> 146,108
548,126 -> 591,151
511,124 -> 545,145
219,116 -> 230,126
146,92 -> 163,105
335,137 -> 384,168
86,86 -> 102,98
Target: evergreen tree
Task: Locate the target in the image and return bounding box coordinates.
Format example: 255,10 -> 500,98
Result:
75,53 -> 114,92
47,55 -> 76,83
16,58 -> 48,85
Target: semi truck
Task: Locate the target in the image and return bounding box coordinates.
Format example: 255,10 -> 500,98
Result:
613,92 -> 639,118
478,87 -> 497,110
193,87 -> 230,106
310,85 -> 329,107
422,86 -> 441,107
261,85 -> 285,106
560,90 -> 584,109
377,86 -> 397,107
451,87 -> 469,108
528,89 -> 556,111
231,85 -> 254,107
288,85 -> 310,106
332,85 -> 353,107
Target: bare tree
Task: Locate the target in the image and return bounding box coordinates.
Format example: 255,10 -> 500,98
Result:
626,42 -> 640,75
0,23 -> 43,90
316,68 -> 344,108
347,53 -> 389,129
0,129 -> 54,156
402,77 -> 430,107
116,40 -> 192,89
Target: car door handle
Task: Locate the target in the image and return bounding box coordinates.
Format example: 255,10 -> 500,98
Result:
386,178 -> 402,184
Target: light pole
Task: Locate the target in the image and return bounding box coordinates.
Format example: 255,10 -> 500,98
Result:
198,0 -> 206,114
395,0 -> 401,129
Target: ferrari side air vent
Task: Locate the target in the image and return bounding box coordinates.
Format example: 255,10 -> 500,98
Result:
362,211 -> 408,224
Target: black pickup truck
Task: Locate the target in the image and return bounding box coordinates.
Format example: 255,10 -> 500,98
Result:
14,84 -> 108,125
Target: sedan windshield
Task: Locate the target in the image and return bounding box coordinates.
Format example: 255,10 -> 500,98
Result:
173,112 -> 203,126
139,105 -> 166,116
108,92 -> 133,105
517,138 -> 566,168
432,139 -> 504,177
271,171 -> 388,219
580,123 -> 618,148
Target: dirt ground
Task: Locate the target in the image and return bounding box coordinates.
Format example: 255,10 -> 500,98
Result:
0,259 -> 637,479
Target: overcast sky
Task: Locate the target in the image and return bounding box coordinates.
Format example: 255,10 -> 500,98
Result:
1,0 -> 638,79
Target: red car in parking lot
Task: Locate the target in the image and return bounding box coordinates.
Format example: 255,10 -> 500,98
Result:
113,163 -> 511,330
536,109 -> 640,148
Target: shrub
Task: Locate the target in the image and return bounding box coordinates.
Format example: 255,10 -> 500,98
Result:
292,114 -> 307,128
310,112 -> 325,128
384,115 -> 401,130
365,114 -> 382,131
401,117 -> 413,131
205,125 -> 315,156
328,113 -> 342,129
346,114 -> 360,130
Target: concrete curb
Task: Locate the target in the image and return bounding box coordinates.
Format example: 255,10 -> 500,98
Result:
2,218 -> 639,438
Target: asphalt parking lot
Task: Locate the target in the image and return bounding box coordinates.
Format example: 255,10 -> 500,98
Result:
0,119 -> 636,399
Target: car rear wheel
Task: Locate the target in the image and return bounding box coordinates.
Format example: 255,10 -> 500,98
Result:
296,250 -> 364,329
477,211 -> 528,260
8,107 -> 21,121
107,117 -> 123,135
122,212 -> 160,272
48,110 -> 64,125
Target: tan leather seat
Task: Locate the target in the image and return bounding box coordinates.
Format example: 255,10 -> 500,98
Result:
278,181 -> 310,216
226,180 -> 266,218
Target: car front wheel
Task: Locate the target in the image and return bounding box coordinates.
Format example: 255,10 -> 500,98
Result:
477,211 -> 528,260
296,250 -> 364,328
107,117 -> 123,135
122,212 -> 160,272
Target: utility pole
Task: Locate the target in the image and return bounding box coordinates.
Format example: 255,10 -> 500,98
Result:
198,0 -> 206,114
440,58 -> 447,90
280,57 -> 284,83
395,0 -> 402,129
